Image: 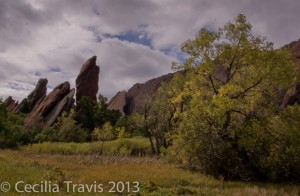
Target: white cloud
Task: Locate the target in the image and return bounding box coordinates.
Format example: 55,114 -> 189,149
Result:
95,38 -> 174,97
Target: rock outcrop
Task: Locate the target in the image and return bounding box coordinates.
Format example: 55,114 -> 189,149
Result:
108,72 -> 176,115
4,96 -> 18,111
14,78 -> 48,113
282,84 -> 300,106
282,39 -> 300,106
24,82 -> 74,130
44,88 -> 75,126
107,91 -> 126,115
3,56 -> 101,130
75,56 -> 100,102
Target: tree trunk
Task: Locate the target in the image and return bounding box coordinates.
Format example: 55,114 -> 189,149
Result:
149,136 -> 156,154
101,141 -> 104,155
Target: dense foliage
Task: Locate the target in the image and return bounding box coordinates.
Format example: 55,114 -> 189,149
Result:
0,100 -> 36,148
164,14 -> 299,182
1,94 -> 125,146
35,110 -> 88,143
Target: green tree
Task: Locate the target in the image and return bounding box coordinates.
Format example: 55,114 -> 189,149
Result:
0,100 -> 36,148
235,104 -> 300,181
19,99 -> 31,114
76,96 -> 95,131
76,95 -> 121,135
92,122 -> 115,154
169,14 -> 297,180
129,74 -> 187,154
37,110 -> 88,143
94,94 -> 121,126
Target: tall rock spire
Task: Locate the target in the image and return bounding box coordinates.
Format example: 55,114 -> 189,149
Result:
75,56 -> 100,102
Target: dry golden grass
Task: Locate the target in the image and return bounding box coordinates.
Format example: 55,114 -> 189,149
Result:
0,145 -> 299,195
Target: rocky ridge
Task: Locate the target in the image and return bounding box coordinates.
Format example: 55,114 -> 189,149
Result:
108,72 -> 176,115
4,56 -> 100,131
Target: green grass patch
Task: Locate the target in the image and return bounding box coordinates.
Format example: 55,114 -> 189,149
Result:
23,136 -> 151,156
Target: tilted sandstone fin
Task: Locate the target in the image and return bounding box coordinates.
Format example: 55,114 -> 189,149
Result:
24,82 -> 72,130
75,56 -> 100,102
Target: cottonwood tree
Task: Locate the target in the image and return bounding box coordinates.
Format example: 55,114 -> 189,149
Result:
169,14 -> 297,180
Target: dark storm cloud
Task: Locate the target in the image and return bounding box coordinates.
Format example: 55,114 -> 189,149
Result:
0,0 -> 300,100
0,1 -> 60,51
212,0 -> 300,47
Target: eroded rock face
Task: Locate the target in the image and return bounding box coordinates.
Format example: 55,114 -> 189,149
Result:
282,84 -> 300,106
14,78 -> 48,113
76,56 -> 100,102
4,96 -> 14,107
107,91 -> 126,115
44,88 -> 75,126
282,39 -> 300,107
26,78 -> 48,108
4,96 -> 18,111
108,72 -> 176,115
24,82 -> 74,130
125,73 -> 175,114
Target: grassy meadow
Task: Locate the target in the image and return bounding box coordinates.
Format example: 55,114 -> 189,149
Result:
0,137 -> 299,195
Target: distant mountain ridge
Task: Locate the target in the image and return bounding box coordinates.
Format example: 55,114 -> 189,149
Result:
108,72 -> 177,115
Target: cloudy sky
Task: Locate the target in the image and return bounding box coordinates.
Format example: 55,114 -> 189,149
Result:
1,0 -> 300,101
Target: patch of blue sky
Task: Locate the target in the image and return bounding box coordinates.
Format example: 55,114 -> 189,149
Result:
34,71 -> 42,76
15,80 -> 38,88
47,85 -> 55,90
48,67 -> 61,73
7,82 -> 26,91
101,31 -> 152,47
115,31 -> 152,46
161,48 -> 187,64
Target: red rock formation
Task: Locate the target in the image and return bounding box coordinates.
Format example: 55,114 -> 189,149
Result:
4,96 -> 14,107
14,78 -> 48,113
24,82 -> 74,130
4,96 -> 18,111
107,91 -> 126,115
108,72 -> 176,115
76,56 -> 100,102
282,39 -> 300,106
44,88 -> 75,126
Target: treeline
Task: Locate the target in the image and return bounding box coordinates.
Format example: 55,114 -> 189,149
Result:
0,95 -> 134,147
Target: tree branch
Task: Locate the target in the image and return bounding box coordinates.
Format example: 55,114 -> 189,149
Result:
208,74 -> 219,95
226,34 -> 242,83
231,78 -> 262,99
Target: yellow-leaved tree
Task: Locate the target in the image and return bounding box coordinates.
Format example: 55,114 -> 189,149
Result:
168,14 -> 298,181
